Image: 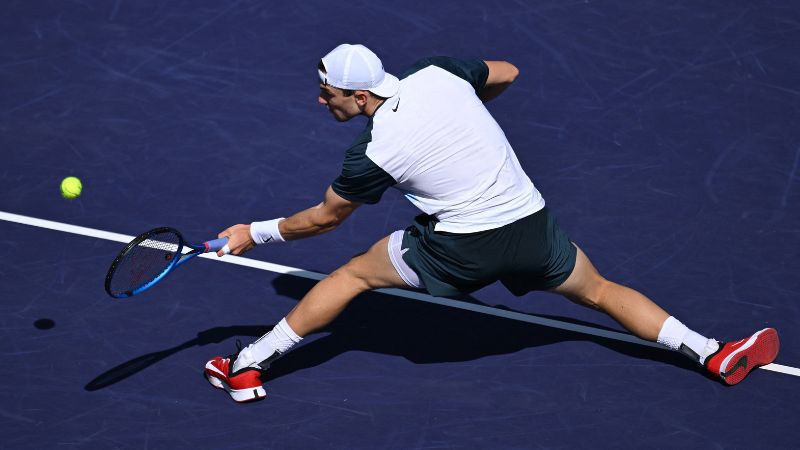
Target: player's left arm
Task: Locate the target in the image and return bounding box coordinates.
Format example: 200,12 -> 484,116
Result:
479,60 -> 520,103
216,186 -> 360,256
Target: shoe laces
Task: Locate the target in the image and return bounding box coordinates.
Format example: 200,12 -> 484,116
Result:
225,339 -> 245,365
232,338 -> 270,374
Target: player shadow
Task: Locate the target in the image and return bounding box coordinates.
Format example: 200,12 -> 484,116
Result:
264,275 -> 705,381
84,325 -> 273,391
84,275 -> 704,391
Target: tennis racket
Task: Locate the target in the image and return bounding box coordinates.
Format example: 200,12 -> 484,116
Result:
104,227 -> 228,298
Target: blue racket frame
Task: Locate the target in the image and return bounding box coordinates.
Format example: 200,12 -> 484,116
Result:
104,227 -> 228,298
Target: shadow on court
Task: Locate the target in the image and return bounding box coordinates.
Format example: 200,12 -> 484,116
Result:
266,275 -> 703,380
84,325 -> 273,391
85,274 -> 705,391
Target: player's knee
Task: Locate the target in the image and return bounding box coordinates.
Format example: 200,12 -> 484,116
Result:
332,256 -> 374,292
588,278 -> 615,310
570,277 -> 612,311
332,237 -> 399,292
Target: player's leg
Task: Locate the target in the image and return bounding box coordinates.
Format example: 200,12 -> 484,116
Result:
549,245 -> 669,341
551,244 -> 779,385
204,233 -> 411,402
283,234 -> 408,336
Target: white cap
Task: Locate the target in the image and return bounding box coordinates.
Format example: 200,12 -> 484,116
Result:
319,44 -> 400,98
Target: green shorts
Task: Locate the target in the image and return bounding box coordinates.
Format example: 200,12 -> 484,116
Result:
400,207 -> 577,297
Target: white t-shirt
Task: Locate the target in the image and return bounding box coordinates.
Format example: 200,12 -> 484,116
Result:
331,57 -> 544,233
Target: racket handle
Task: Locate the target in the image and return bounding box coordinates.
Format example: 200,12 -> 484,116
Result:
204,237 -> 229,253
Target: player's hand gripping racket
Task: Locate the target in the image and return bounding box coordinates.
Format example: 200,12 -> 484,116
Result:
104,227 -> 228,298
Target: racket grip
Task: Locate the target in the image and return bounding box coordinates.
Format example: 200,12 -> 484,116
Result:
204,237 -> 229,253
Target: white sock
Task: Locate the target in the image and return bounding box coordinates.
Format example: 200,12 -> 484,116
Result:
657,316 -> 719,364
233,318 -> 302,372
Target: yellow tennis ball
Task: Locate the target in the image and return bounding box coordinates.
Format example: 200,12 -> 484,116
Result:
60,176 -> 82,199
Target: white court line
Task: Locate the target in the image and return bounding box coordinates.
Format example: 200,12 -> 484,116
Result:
1,210 -> 797,379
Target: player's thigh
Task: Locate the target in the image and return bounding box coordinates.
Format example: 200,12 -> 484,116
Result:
548,245 -> 607,304
340,235 -> 408,290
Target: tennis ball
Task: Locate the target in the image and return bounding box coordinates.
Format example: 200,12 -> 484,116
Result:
60,176 -> 82,199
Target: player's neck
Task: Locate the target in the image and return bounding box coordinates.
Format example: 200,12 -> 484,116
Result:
363,97 -> 386,117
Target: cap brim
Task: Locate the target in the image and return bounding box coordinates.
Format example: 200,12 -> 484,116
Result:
369,73 -> 400,98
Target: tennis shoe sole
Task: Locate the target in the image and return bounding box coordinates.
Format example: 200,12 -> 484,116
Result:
707,328 -> 779,385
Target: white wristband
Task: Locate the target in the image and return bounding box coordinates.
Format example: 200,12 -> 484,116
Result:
250,218 -> 286,245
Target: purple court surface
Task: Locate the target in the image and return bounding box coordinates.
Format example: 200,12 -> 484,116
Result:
2,1 -> 799,448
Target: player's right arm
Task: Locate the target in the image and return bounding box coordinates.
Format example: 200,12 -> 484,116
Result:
278,186 -> 360,240
479,60 -> 519,102
215,186 -> 360,257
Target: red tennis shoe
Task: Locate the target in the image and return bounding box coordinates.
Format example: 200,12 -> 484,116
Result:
704,328 -> 780,385
204,354 -> 266,403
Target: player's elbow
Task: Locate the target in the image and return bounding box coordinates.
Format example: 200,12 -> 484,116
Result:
485,60 -> 520,85
508,63 -> 520,82
312,209 -> 347,231
501,62 -> 520,84
314,188 -> 359,232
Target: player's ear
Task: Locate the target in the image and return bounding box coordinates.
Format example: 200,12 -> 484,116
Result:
354,90 -> 370,106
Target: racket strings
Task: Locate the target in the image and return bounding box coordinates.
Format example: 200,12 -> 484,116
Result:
107,231 -> 182,296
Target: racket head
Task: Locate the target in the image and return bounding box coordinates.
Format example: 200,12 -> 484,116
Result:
104,227 -> 185,298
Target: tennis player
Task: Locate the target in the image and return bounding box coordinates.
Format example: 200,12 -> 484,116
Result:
204,44 -> 780,402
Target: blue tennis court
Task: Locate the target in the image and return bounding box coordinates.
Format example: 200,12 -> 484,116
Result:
2,1 -> 799,448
